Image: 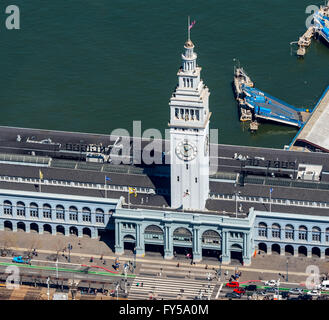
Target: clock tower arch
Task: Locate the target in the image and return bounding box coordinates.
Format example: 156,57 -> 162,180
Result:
169,30 -> 211,211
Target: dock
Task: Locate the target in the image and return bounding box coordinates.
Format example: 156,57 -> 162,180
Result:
233,66 -> 312,128
293,1 -> 329,57
289,85 -> 329,152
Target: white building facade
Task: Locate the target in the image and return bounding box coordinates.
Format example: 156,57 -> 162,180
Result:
169,38 -> 211,211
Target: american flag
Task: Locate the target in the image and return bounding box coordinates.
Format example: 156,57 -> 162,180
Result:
189,20 -> 196,30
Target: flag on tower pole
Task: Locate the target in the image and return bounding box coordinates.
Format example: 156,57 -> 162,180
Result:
269,188 -> 273,213
39,170 -> 43,192
189,20 -> 196,30
105,176 -> 111,198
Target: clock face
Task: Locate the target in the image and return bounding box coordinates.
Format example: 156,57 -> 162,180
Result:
175,140 -> 198,161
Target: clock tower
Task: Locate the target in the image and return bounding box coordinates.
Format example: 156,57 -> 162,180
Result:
169,32 -> 211,211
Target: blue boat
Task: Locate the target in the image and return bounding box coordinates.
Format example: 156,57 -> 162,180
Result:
314,7 -> 329,45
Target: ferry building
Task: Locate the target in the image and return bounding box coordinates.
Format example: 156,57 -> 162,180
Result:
0,35 -> 328,266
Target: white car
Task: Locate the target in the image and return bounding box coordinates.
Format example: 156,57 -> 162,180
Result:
306,290 -> 321,296
264,280 -> 280,287
289,288 -> 303,295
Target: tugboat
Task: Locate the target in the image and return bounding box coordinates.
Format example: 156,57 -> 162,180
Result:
233,66 -> 253,122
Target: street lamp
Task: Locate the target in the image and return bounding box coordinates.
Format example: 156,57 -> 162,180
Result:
286,258 -> 289,282
68,243 -> 72,263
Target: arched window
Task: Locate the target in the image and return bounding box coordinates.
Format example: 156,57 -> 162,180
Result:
173,227 -> 192,242
95,208 -> 104,224
43,204 -> 52,219
175,108 -> 179,119
202,230 -> 221,244
82,207 -> 91,222
30,203 -> 38,218
312,227 -> 321,242
69,206 -> 78,221
3,200 -> 12,215
16,201 -> 25,216
299,226 -> 308,241
56,205 -> 65,220
196,110 -> 200,121
258,222 -> 267,238
272,224 -> 281,238
285,224 -> 294,239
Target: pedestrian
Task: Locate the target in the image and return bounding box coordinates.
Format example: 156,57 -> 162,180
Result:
176,263 -> 180,268
141,283 -> 143,287
205,264 -> 208,270
90,256 -> 93,263
190,259 -> 193,265
100,254 -> 103,260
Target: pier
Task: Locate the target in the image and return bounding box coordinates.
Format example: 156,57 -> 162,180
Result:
289,85 -> 329,153
233,67 -> 311,128
295,26 -> 315,57
292,1 -> 329,57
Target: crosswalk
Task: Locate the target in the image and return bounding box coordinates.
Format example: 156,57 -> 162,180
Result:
128,275 -> 216,300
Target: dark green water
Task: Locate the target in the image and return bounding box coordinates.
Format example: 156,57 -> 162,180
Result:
0,0 -> 328,148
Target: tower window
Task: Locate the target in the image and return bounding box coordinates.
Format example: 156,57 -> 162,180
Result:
196,110 -> 200,120
186,164 -> 189,170
175,108 -> 179,119
183,78 -> 186,87
195,178 -> 198,183
191,79 -> 193,87
177,176 -> 180,182
180,109 -> 184,119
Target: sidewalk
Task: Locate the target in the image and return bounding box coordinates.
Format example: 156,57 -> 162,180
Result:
1,230 -> 328,285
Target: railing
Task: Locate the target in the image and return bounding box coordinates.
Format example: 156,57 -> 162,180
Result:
0,175 -> 157,196
210,192 -> 329,210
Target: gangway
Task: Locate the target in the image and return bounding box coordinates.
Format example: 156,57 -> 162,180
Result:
242,85 -> 311,128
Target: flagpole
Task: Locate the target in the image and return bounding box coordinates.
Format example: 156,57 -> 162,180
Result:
188,16 -> 190,41
270,189 -> 272,213
39,178 -> 41,193
105,176 -> 107,198
128,189 -> 130,209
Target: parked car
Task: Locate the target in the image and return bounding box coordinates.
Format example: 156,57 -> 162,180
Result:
225,281 -> 239,288
289,288 -> 303,295
264,279 -> 280,287
256,290 -> 267,296
12,256 -> 31,264
287,296 -> 299,301
265,287 -> 277,293
225,292 -> 241,299
317,295 -> 329,300
233,287 -> 246,295
280,291 -> 290,299
306,289 -> 321,296
245,284 -> 257,291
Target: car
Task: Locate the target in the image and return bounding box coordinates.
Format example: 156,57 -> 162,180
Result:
317,295 -> 329,300
256,290 -> 267,296
306,290 -> 321,296
298,294 -> 313,301
280,291 -> 290,299
264,279 -> 280,287
233,287 -> 246,295
288,296 -> 299,300
225,292 -> 241,299
289,288 -> 303,295
225,281 -> 239,288
245,284 -> 257,291
265,287 -> 277,293
12,256 -> 31,264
